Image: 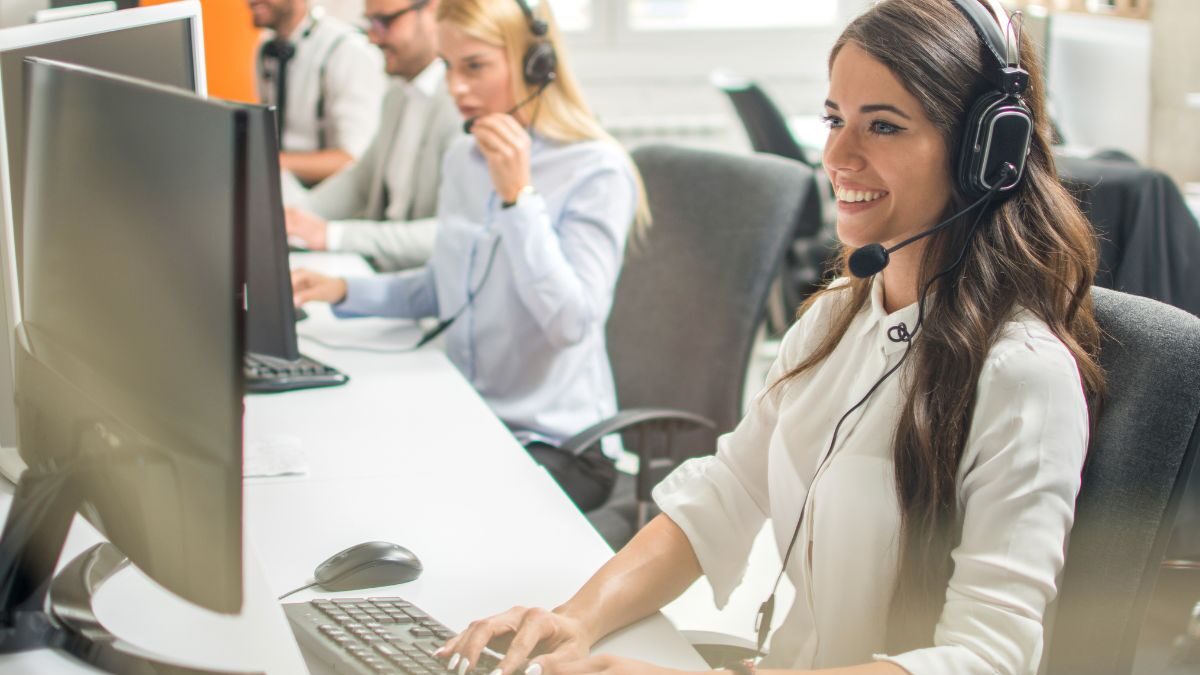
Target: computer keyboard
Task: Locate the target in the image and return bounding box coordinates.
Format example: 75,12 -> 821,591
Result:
245,352 -> 349,393
284,597 -> 497,675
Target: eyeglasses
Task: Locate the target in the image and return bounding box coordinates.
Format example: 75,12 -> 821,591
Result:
360,0 -> 429,34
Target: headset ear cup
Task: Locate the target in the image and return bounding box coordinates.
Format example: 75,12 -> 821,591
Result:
956,91 -> 1032,199
523,42 -> 557,86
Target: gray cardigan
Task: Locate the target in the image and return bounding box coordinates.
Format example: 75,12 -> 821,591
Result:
305,73 -> 461,271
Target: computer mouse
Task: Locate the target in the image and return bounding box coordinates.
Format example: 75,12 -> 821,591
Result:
314,541 -> 423,592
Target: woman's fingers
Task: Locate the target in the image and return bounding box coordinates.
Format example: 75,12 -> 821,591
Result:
471,115 -> 528,159
440,607 -> 529,675
491,608 -> 560,675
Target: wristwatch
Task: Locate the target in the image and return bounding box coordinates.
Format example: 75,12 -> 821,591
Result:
502,185 -> 536,209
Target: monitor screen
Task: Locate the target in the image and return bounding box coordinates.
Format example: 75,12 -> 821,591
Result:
245,106 -> 303,361
0,1 -> 204,449
17,56 -> 244,614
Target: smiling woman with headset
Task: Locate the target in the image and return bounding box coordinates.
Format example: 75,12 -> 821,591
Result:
432,1 -> 1104,674
292,0 -> 649,512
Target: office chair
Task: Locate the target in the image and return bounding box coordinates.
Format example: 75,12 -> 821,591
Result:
560,145 -> 815,549
1041,288 -> 1200,674
711,69 -> 811,166
712,70 -> 837,335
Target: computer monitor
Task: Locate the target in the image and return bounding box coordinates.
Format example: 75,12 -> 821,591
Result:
0,57 -> 245,668
0,0 -> 205,450
246,107 -> 303,362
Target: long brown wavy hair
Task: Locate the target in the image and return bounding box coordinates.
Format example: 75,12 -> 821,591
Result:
779,0 -> 1105,650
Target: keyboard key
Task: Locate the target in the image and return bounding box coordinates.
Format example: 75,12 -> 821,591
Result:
375,644 -> 400,656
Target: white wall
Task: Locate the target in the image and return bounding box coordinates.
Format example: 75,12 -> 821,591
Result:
0,0 -> 49,28
562,0 -> 872,152
1046,12 -> 1152,161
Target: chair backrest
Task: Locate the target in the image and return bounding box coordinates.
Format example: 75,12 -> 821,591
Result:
719,82 -> 812,166
609,145 -> 813,460
1045,287 -> 1200,674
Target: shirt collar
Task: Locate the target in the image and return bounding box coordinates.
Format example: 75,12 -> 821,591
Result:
273,14 -> 316,43
865,276 -> 922,355
409,58 -> 446,98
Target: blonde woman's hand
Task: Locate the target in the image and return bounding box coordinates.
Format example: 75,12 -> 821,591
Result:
291,268 -> 347,306
469,114 -> 533,205
436,606 -> 592,675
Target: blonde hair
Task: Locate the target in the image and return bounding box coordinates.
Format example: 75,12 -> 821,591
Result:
436,0 -> 650,229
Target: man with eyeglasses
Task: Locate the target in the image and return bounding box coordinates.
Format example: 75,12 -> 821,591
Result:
250,0 -> 385,186
284,0 -> 462,273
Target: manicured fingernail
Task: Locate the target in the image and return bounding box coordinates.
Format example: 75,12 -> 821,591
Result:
458,659 -> 470,675
448,654 -> 461,670
434,646 -> 447,657
526,664 -> 543,675
489,669 -> 502,675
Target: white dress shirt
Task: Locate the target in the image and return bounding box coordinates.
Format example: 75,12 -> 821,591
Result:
256,11 -> 385,157
654,278 -> 1089,674
333,134 -> 636,457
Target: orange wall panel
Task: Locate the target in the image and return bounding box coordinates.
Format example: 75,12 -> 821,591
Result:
141,0 -> 260,103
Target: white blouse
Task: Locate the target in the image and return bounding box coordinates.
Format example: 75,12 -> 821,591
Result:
653,278 -> 1089,675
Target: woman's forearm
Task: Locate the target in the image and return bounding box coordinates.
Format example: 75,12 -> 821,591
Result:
554,514 -> 703,645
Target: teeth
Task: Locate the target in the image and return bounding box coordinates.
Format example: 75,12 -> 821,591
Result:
837,187 -> 886,203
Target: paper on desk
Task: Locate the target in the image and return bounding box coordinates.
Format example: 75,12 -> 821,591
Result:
244,437 -> 308,478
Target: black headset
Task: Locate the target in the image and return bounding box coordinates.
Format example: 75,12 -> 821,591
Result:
952,0 -> 1032,199
512,0 -> 557,86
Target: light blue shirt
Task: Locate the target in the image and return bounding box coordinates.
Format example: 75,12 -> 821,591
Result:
335,133 -> 636,458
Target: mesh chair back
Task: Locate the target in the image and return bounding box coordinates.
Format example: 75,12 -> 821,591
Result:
608,145 -> 813,461
1044,288 -> 1200,674
720,83 -> 811,166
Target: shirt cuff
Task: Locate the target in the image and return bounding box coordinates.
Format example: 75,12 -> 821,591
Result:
326,221 -> 346,251
652,456 -> 763,609
332,275 -> 381,318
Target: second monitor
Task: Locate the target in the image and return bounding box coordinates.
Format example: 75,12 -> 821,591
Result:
244,106 -> 348,393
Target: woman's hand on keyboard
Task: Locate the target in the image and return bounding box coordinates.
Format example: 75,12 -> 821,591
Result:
436,606 -> 591,675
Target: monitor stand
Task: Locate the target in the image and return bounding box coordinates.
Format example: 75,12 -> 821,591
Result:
0,466 -> 259,674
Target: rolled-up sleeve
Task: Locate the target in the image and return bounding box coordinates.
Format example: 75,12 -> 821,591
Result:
334,266 -> 438,319
877,334 -> 1089,675
493,159 -> 633,349
653,319 -> 811,607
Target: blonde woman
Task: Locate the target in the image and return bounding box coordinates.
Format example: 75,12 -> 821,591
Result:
293,0 -> 647,511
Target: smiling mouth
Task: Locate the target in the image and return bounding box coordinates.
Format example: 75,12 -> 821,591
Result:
836,187 -> 888,203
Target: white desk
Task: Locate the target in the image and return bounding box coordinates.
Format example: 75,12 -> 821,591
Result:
0,258 -> 706,674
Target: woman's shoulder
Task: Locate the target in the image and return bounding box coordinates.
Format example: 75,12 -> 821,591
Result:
982,309 -> 1083,393
544,137 -> 631,173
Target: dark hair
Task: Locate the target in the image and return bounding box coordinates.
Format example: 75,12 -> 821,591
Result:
780,0 -> 1104,651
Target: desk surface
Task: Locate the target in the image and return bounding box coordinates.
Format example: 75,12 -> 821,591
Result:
0,254 -> 705,673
